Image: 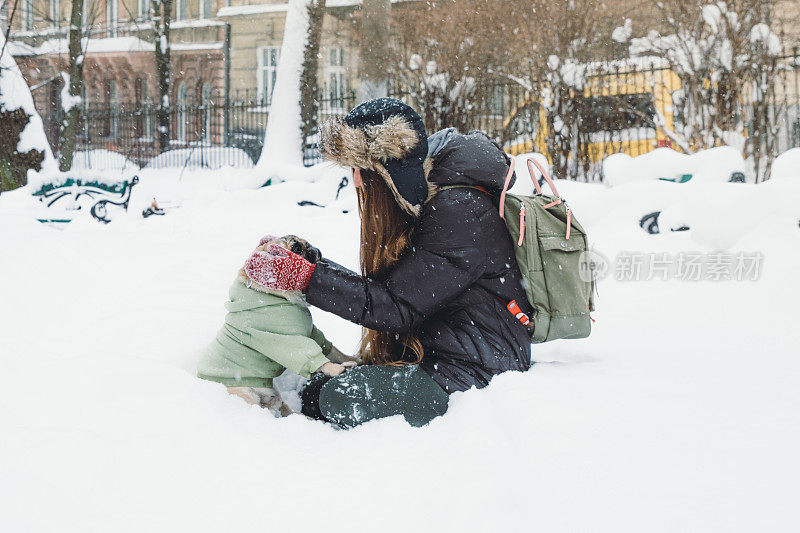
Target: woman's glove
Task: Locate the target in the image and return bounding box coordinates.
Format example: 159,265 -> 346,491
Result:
244,243 -> 316,292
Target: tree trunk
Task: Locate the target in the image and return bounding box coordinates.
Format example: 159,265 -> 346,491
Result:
58,0 -> 85,172
300,0 -> 326,145
358,0 -> 390,102
257,0 -> 312,169
152,0 -> 172,151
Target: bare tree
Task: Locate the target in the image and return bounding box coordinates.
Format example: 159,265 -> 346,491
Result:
359,0 -> 390,101
501,0 -> 609,179
388,0 -> 512,133
58,0 -> 86,171
389,0 -> 611,178
619,0 -> 784,179
300,0 -> 326,145
16,0 -> 103,171
151,0 -> 173,151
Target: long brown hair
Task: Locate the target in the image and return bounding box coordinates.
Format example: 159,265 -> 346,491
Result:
357,169 -> 425,366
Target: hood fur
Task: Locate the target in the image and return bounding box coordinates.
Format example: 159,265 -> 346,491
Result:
320,116 -> 435,216
320,115 -> 420,170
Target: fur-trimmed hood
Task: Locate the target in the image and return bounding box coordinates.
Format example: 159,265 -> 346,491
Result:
320,99 -> 514,216
319,98 -> 431,216
320,115 -> 420,171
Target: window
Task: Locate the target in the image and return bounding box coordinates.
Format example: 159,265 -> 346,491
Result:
578,94 -> 655,134
106,0 -> 118,37
142,83 -> 152,140
102,80 -> 119,138
257,46 -> 280,106
138,0 -> 149,20
135,79 -> 153,140
176,81 -> 187,143
50,0 -> 60,28
485,85 -> 505,117
324,47 -> 346,110
200,82 -> 212,140
201,0 -> 212,19
176,0 -> 187,21
23,0 -> 33,31
108,81 -> 119,138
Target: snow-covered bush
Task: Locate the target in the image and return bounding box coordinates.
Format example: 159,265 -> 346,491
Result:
603,146 -> 747,186
0,34 -> 55,192
619,0 -> 786,180
0,107 -> 45,192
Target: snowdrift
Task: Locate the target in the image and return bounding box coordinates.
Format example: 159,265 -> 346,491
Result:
1,150 -> 799,531
603,146 -> 747,186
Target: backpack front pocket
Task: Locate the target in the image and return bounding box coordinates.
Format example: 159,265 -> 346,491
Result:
538,235 -> 591,319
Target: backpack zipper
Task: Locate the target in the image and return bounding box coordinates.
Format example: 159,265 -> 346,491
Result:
517,204 -> 526,246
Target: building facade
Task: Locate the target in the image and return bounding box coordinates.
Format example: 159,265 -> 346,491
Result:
4,0 -> 371,105
8,0 -> 226,109
4,0 -> 370,156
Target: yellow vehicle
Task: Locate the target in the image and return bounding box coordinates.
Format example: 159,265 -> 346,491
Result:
501,60 -> 683,164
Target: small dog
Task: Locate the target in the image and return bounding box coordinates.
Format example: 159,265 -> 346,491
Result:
198,235 -> 357,416
237,234 -> 321,306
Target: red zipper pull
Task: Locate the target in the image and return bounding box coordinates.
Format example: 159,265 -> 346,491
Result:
507,300 -> 530,326
518,205 -> 526,246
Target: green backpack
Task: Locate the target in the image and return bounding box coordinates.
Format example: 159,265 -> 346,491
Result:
498,158 -> 596,343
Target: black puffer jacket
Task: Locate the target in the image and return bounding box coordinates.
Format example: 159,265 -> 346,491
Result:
306,130 -> 533,393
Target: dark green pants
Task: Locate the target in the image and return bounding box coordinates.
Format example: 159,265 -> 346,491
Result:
301,365 -> 449,428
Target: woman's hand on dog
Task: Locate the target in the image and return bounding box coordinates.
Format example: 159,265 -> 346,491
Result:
318,361 -> 357,377
244,243 -> 316,292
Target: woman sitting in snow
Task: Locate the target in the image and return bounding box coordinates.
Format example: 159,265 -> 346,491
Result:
242,98 -> 533,428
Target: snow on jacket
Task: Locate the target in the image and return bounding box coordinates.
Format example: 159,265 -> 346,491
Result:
306,130 -> 533,393
197,280 -> 333,388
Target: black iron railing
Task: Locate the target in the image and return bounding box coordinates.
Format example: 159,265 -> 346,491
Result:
39,57 -> 800,179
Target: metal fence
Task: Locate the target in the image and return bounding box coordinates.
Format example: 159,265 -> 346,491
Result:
40,56 -> 800,178
390,55 -> 800,180
42,89 -> 358,170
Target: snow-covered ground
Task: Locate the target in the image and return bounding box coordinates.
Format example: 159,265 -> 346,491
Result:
1,160 -> 799,532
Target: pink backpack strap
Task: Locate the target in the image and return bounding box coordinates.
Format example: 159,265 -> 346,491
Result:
498,158 -> 516,220
499,156 -> 559,219
526,158 -> 560,197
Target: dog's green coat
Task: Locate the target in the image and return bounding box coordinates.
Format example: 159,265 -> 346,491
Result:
197,280 -> 332,388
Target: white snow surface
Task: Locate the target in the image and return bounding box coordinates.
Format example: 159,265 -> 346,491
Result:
770,147 -> 800,181
59,73 -> 82,113
145,147 -> 254,170
603,146 -> 746,186
9,36 -> 222,56
749,22 -> 782,56
1,157 -> 800,531
612,18 -> 633,43
71,149 -> 139,173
